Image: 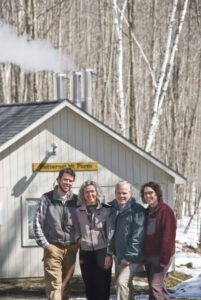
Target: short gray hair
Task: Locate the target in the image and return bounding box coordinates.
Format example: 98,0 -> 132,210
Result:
115,181 -> 132,193
78,180 -> 103,203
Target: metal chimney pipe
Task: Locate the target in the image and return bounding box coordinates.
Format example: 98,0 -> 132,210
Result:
56,73 -> 66,100
81,68 -> 93,114
71,71 -> 82,108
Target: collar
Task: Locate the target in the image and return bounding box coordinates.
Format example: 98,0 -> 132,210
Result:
79,201 -> 102,211
53,186 -> 73,202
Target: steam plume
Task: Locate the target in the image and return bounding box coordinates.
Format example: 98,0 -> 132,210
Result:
0,21 -> 75,72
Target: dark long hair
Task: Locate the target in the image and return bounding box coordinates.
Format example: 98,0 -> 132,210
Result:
140,181 -> 163,203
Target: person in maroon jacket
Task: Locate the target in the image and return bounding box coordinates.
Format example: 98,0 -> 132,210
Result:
141,181 -> 177,300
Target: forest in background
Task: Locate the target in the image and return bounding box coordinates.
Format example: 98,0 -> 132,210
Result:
0,0 -> 200,241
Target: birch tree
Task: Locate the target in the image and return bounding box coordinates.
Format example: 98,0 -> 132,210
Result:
145,0 -> 189,153
112,0 -> 128,136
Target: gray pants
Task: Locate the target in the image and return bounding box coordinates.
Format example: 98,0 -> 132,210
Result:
144,256 -> 173,300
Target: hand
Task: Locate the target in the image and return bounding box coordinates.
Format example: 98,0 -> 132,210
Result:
160,263 -> 166,268
44,244 -> 53,252
104,255 -> 113,269
120,259 -> 130,268
76,238 -> 81,245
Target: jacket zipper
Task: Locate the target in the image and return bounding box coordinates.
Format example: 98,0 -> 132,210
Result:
86,208 -> 95,250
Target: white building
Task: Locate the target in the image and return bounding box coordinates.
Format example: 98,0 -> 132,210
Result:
0,99 -> 185,279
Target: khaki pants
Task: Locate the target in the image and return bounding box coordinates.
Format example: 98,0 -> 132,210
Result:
44,243 -> 78,300
115,261 -> 138,300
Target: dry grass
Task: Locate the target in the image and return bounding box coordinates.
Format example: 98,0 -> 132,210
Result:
0,267 -> 199,299
130,271 -> 191,292
0,271 -> 194,294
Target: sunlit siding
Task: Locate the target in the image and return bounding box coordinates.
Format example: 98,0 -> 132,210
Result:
0,107 -> 175,279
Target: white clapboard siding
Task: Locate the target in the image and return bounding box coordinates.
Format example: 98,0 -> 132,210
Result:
0,105 -> 179,279
0,187 -> 9,278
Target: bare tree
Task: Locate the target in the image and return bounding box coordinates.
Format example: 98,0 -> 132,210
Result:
145,0 -> 189,153
0,0 -> 201,239
112,0 -> 128,136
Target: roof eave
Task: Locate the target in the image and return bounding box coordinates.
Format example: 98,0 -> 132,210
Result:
0,99 -> 186,184
62,101 -> 186,184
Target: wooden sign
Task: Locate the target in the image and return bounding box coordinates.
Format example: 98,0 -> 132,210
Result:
32,162 -> 98,172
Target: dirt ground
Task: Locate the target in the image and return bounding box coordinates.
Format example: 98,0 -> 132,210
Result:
0,271 -> 193,300
1,245 -> 200,299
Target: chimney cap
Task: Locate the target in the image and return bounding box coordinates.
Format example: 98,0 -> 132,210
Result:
56,73 -> 67,78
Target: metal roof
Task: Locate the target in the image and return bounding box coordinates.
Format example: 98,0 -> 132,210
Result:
0,100 -> 61,147
0,99 -> 186,184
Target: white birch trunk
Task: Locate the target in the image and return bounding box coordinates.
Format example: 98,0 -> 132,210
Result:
158,0 -> 189,112
145,0 -> 189,153
112,0 -> 128,136
3,65 -> 11,103
121,12 -> 157,88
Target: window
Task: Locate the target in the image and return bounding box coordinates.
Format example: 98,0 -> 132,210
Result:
21,197 -> 39,247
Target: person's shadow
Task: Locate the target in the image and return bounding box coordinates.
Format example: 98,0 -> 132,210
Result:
12,154 -> 51,197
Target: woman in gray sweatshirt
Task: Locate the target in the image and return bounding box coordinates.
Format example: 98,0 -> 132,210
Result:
75,180 -> 112,300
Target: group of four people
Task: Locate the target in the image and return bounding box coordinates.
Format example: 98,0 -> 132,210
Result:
33,167 -> 177,300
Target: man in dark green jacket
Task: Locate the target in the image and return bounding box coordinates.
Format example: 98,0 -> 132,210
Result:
106,181 -> 145,300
